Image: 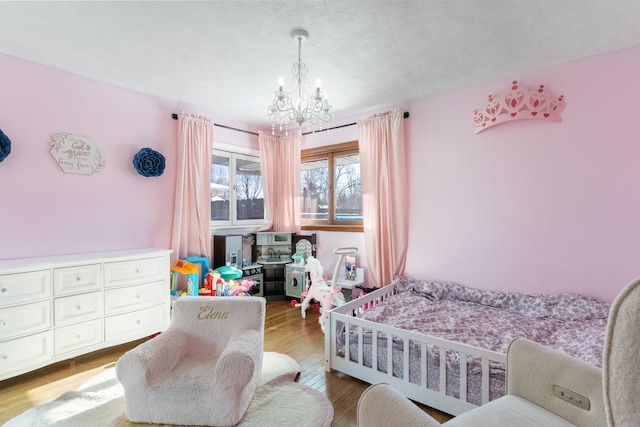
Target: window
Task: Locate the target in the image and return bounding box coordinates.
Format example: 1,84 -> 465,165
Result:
300,141 -> 363,231
211,148 -> 265,228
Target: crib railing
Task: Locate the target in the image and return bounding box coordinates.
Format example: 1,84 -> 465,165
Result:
324,286 -> 507,416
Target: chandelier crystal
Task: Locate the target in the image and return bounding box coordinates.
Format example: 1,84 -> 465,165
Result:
268,29 -> 332,135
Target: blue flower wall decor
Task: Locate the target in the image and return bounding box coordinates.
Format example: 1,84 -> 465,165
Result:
0,129 -> 11,163
133,147 -> 165,177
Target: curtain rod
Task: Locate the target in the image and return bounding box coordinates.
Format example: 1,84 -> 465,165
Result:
171,111 -> 409,137
171,113 -> 258,136
301,111 -> 409,135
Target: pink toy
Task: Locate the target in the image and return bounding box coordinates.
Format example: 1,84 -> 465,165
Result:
294,288 -> 320,310
295,253 -> 350,333
228,279 -> 257,296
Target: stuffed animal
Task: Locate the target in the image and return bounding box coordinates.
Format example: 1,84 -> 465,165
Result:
295,256 -> 345,333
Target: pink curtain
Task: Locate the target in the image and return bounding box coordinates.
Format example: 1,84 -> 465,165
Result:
358,109 -> 408,287
170,112 -> 214,261
258,132 -> 300,232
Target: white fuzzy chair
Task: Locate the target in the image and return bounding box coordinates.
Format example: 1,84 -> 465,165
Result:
357,275 -> 640,427
116,296 -> 266,426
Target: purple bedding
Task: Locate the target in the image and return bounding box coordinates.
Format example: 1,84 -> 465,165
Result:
337,277 -> 609,405
368,277 -> 610,368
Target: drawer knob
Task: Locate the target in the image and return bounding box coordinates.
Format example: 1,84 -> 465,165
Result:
136,294 -> 140,299
136,269 -> 140,274
76,305 -> 82,310
0,320 -> 6,327
0,288 -> 6,293
1,354 -> 7,360
136,319 -> 141,324
76,276 -> 81,281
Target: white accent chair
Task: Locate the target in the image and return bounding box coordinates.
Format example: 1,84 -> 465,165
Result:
116,296 -> 266,427
357,276 -> 640,426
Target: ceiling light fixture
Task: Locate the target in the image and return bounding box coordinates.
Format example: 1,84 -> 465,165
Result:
268,29 -> 332,136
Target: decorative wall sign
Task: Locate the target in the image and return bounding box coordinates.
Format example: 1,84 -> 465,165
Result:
473,81 -> 566,134
133,147 -> 166,177
50,133 -> 105,175
0,129 -> 11,163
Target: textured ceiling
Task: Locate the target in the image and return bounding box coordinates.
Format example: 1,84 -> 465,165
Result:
1,1 -> 640,130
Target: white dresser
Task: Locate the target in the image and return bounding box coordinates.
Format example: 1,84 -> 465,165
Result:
0,248 -> 172,381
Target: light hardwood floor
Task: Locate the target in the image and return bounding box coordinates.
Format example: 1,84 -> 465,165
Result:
0,300 -> 453,426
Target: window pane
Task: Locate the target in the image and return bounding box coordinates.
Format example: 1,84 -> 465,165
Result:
334,153 -> 362,221
211,154 -> 230,221
235,156 -> 264,220
301,158 -> 329,221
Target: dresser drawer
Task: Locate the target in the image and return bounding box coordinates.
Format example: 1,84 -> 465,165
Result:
54,318 -> 102,355
54,291 -> 103,327
0,301 -> 51,341
104,281 -> 164,315
0,331 -> 53,377
53,264 -> 101,296
104,257 -> 165,288
0,270 -> 51,307
104,305 -> 164,342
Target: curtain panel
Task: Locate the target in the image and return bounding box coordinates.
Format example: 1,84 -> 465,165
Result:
358,109 -> 408,287
170,112 -> 214,261
258,132 -> 300,232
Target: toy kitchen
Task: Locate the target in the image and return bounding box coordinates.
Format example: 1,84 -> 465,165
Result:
212,232 -> 316,300
255,232 -> 316,300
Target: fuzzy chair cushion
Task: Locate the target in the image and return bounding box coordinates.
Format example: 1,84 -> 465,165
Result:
116,296 -> 266,427
603,275 -> 640,426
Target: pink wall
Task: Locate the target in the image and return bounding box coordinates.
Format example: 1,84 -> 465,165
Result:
404,46 -> 640,302
305,47 -> 640,302
312,230 -> 366,277
3,44 -> 639,302
0,54 -> 255,260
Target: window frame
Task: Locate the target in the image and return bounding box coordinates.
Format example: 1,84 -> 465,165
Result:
300,140 -> 363,232
211,143 -> 267,232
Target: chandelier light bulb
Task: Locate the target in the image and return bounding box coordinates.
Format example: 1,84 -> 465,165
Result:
278,76 -> 284,89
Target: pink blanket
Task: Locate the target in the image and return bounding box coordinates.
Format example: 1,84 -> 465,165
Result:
362,277 -> 610,368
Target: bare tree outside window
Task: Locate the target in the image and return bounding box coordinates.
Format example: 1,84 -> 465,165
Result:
301,158 -> 329,220
211,154 -> 230,221
334,153 -> 362,220
235,157 -> 264,220
211,151 -> 265,225
300,141 -> 362,230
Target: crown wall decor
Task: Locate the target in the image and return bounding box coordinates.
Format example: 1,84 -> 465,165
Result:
473,81 -> 566,134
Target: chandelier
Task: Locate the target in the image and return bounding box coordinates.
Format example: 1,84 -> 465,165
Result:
268,29 -> 332,135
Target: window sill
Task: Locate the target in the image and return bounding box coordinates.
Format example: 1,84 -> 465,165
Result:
301,224 -> 363,233
211,224 -> 266,235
